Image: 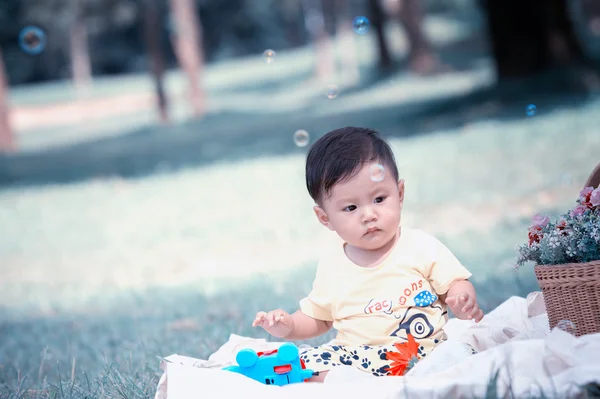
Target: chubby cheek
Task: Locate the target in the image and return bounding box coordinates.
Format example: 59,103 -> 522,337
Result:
386,206 -> 402,226
333,216 -> 362,239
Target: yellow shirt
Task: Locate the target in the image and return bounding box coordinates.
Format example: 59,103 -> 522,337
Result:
299,227 -> 472,354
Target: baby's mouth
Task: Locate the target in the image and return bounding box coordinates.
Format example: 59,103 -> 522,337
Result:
365,227 -> 380,235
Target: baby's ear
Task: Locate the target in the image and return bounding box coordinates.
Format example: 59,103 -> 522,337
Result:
397,179 -> 405,203
313,205 -> 334,231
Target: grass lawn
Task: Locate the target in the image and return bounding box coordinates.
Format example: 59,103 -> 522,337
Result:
2,95 -> 599,397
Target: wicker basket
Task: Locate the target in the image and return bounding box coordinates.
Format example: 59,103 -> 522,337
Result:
533,162 -> 600,337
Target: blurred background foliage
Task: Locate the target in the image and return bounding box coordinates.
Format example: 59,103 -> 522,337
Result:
5,0 -> 597,85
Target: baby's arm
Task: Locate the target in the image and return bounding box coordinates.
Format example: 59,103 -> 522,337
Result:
444,279 -> 477,301
253,309 -> 333,340
442,279 -> 484,322
286,310 -> 333,340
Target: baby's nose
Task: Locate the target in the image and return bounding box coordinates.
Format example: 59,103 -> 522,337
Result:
362,208 -> 377,222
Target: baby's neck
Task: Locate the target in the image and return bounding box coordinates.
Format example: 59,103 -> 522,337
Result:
345,228 -> 401,268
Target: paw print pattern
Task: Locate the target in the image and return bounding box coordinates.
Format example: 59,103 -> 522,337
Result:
372,365 -> 390,376
377,348 -> 389,360
413,290 -> 438,307
301,344 -> 425,377
339,354 -> 353,365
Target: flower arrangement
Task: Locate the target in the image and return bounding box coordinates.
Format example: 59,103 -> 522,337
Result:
516,186 -> 600,268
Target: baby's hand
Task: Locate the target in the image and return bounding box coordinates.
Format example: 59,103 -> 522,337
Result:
252,309 -> 295,338
445,293 -> 484,322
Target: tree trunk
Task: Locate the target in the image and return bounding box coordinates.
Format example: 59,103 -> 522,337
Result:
484,0 -> 592,80
0,49 -> 13,152
303,0 -> 336,82
368,0 -> 393,70
583,0 -> 600,35
70,0 -> 92,92
168,0 -> 205,117
395,0 -> 438,73
280,0 -> 307,47
335,0 -> 360,84
143,0 -> 169,124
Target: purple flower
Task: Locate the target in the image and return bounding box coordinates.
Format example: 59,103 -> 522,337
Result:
531,213 -> 550,228
580,187 -> 594,200
570,205 -> 587,217
590,187 -> 600,207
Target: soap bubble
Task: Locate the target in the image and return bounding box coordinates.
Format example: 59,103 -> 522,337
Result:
326,85 -> 339,99
19,26 -> 46,55
293,130 -> 310,147
526,104 -> 537,116
352,16 -> 370,35
556,320 -> 577,335
370,164 -> 385,182
263,49 -> 276,64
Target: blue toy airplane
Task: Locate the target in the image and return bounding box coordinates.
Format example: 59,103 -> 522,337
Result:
223,342 -> 315,386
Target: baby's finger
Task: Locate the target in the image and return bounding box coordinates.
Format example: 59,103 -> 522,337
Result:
267,311 -> 278,327
252,311 -> 267,327
461,297 -> 475,314
458,293 -> 469,304
473,309 -> 484,323
274,312 -> 286,323
445,296 -> 456,306
467,305 -> 480,319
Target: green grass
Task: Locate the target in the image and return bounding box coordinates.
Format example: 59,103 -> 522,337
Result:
2,115 -> 599,397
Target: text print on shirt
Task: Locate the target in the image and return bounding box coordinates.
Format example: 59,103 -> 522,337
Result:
363,278 -> 436,316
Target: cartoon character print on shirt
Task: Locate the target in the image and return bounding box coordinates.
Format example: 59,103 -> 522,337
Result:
389,304 -> 445,341
362,280 -> 447,342
390,287 -> 447,341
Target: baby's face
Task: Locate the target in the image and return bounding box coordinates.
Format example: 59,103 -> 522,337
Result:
316,162 -> 404,251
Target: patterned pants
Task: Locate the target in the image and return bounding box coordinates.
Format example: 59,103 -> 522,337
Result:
299,342 -> 478,377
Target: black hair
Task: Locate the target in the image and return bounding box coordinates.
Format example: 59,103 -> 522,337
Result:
305,126 -> 399,203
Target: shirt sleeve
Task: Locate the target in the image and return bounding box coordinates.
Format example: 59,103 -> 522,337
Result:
299,260 -> 334,321
420,233 -> 472,295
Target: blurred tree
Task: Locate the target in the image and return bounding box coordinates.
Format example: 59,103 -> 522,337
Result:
70,0 -> 92,92
279,0 -> 308,48
483,0 -> 598,81
394,0 -> 440,74
303,0 -> 336,81
368,0 -> 393,70
0,48 -> 13,152
335,0 -> 360,83
3,0 -> 310,85
369,0 -> 442,74
10,0 -> 141,84
143,0 -> 169,124
168,0 -> 205,117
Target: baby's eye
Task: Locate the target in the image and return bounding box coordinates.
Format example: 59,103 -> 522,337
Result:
343,205 -> 357,212
374,196 -> 386,204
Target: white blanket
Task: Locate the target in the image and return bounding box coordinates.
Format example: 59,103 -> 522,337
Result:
154,292 -> 600,399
